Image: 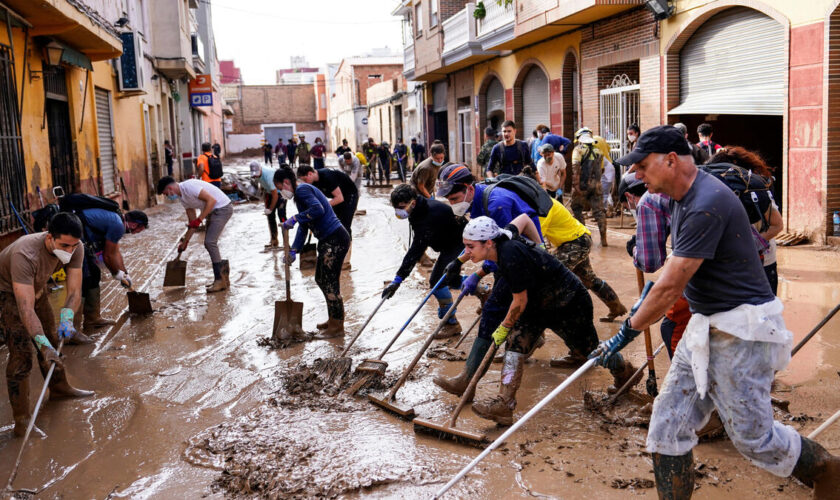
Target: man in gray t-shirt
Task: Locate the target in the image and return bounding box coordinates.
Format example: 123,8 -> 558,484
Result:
589,126 -> 839,499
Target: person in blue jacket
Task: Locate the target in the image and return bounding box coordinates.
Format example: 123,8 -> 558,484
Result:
531,125 -> 572,165
274,167 -> 350,338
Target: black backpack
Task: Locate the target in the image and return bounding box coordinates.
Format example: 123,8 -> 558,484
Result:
699,163 -> 773,230
207,154 -> 224,179
481,174 -> 554,218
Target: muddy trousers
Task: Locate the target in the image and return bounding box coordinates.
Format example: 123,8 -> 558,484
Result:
552,234 -> 623,314
204,204 -> 233,264
265,199 -> 287,241
315,227 -> 351,321
429,245 -> 465,319
1,291 -> 71,427
647,330 -> 801,477
570,180 -> 606,238
333,193 -> 359,238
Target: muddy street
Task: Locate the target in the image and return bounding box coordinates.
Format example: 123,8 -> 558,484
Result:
0,159 -> 839,499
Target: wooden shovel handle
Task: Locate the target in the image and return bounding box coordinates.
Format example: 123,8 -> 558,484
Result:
448,342 -> 499,427
282,228 -> 292,300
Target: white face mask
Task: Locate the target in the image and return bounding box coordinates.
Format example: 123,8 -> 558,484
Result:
451,201 -> 471,217
432,159 -> 443,167
280,189 -> 294,200
53,248 -> 73,264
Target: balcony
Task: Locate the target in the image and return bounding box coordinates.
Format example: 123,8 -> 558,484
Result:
403,43 -> 415,79
476,0 -> 515,49
442,4 -> 495,70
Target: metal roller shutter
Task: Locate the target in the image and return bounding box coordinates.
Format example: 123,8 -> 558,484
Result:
433,81 -> 447,112
670,7 -> 785,116
522,66 -> 549,136
95,88 -> 117,194
486,77 -> 504,113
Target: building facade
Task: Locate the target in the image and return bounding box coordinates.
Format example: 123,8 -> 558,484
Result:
395,0 -> 840,243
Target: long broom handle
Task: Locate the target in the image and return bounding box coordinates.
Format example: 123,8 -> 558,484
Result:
339,296 -> 387,357
808,408 -> 840,439
452,312 -> 481,350
447,343 -> 498,428
791,303 -> 840,356
433,359 -> 598,499
635,269 -> 657,379
282,228 -> 292,301
6,338 -> 65,491
386,292 -> 467,401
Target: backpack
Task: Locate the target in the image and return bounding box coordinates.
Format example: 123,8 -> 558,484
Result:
32,204 -> 60,232
59,194 -> 124,250
481,174 -> 554,218
207,154 -> 224,179
699,162 -> 773,230
490,141 -> 531,175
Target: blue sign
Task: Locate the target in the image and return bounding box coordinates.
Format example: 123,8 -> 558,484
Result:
190,92 -> 213,107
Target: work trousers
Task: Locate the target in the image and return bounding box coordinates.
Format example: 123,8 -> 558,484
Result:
647,329 -> 801,476
316,227 -> 351,321
477,275 -> 512,341
313,158 -> 325,169
334,193 -> 359,237
552,234 -> 601,290
265,198 -> 287,241
570,177 -> 606,234
204,204 -> 233,263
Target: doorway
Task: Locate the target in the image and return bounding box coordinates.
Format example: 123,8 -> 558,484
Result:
45,66 -> 77,192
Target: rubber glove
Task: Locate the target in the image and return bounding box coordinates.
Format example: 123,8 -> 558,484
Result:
382,276 -> 402,299
460,273 -> 481,295
491,324 -> 510,346
481,261 -> 498,274
263,208 -> 273,215
282,216 -> 297,230
115,270 -> 132,289
443,258 -> 463,286
285,249 -> 297,265
556,189 -> 563,198
38,342 -> 64,369
589,318 -> 642,368
188,218 -> 203,229
626,235 -> 636,258
57,308 -> 76,340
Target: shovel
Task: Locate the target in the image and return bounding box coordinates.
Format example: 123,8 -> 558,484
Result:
272,228 -> 303,340
346,272 -> 451,396
368,291 -> 467,420
413,341 -> 499,447
126,287 -> 153,315
163,229 -> 192,287
635,269 -> 658,397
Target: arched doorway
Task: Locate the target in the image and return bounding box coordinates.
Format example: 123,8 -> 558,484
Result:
485,77 -> 505,132
519,65 -> 549,139
562,51 -> 579,140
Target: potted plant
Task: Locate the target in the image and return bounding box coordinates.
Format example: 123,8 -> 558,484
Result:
473,1 -> 486,19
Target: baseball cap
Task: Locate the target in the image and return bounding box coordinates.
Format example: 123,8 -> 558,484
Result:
616,125 -> 691,166
250,161 -> 261,177
617,171 -> 646,201
436,164 -> 473,197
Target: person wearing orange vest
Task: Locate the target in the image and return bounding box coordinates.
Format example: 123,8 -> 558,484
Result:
195,142 -> 222,187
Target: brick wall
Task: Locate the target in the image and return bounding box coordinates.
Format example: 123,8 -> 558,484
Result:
231,85 -> 320,134
440,0 -> 469,22
354,64 -> 404,106
639,55 -> 661,130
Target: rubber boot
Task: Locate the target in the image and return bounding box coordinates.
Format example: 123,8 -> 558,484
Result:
607,355 -> 637,394
47,366 -> 94,400
9,378 -> 30,437
792,436 -> 840,498
496,333 -> 545,363
317,317 -> 345,338
264,237 -> 279,249
220,259 -> 231,289
472,351 -> 524,426
434,337 -> 491,401
652,451 -> 695,500
82,287 -> 114,333
550,348 -> 588,369
433,305 -> 461,339
206,262 -> 227,293
593,279 -> 628,321
316,320 -> 329,330
598,220 -> 608,247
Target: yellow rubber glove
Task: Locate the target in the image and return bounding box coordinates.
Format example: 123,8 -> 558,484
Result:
491,324 -> 510,346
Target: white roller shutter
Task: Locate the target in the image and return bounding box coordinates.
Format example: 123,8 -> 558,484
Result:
433,80 -> 447,112
95,88 -> 117,194
522,66 -> 549,136
670,7 -> 785,116
486,77 -> 504,113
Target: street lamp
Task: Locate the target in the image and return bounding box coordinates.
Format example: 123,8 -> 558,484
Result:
644,0 -> 674,20
44,41 -> 65,66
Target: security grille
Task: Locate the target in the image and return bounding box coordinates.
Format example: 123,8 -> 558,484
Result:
599,74 -> 639,163
0,44 -> 28,233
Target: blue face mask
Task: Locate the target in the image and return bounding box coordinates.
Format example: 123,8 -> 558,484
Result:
167,194 -> 180,201
395,208 -> 410,220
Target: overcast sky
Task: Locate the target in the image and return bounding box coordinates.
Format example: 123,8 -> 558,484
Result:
211,0 -> 404,84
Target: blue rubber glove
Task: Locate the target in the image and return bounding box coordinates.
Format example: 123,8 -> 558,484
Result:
282,216 -> 297,230
382,276 -> 403,299
285,249 -> 297,265
443,258 -> 463,286
460,273 -> 481,295
588,318 -> 642,368
57,307 -> 76,339
481,261 -> 498,274
491,324 -> 510,346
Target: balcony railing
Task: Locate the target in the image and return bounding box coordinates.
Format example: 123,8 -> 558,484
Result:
443,6 -> 471,56
477,0 -> 515,39
403,43 -> 415,73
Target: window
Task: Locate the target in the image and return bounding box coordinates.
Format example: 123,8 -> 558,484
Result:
430,1 -> 438,28
415,3 -> 423,36
368,74 -> 382,81
354,79 -> 360,106
0,44 -> 27,234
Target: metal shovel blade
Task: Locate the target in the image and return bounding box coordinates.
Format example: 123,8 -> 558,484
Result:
272,299 -> 303,340
163,259 -> 187,287
127,291 -> 153,315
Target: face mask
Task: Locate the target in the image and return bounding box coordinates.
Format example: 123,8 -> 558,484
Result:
394,208 -> 410,220
627,135 -> 637,142
167,194 -> 180,201
280,189 -> 294,200
53,248 -> 73,265
451,201 -> 471,217
432,160 -> 443,167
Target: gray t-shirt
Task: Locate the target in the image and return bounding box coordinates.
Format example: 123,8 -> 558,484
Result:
670,170 -> 774,315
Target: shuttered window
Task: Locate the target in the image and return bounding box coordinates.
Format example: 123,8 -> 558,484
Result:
486,77 -> 504,113
433,80 -> 447,112
95,88 -> 117,194
522,66 -> 549,136
671,7 -> 785,116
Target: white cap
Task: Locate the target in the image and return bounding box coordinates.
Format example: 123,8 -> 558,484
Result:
463,216 -> 512,241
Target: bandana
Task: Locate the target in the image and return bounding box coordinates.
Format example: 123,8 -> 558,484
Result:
463,216 -> 512,241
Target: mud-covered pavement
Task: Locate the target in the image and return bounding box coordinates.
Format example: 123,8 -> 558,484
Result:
0,158 -> 838,498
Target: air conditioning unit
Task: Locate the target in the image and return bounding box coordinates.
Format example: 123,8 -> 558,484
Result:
118,31 -> 145,92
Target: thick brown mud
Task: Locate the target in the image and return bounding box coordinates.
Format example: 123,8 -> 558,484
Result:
0,157 -> 837,498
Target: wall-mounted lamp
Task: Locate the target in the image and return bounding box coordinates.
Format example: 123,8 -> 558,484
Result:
28,41 -> 65,81
115,17 -> 129,27
644,0 -> 674,20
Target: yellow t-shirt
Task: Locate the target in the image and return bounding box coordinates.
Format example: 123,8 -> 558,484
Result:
539,198 -> 590,247
355,152 -> 368,166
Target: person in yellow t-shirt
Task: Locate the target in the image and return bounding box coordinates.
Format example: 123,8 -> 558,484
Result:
539,198 -> 627,362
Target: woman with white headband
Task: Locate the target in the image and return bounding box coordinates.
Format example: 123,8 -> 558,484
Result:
460,215 -> 638,425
